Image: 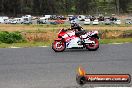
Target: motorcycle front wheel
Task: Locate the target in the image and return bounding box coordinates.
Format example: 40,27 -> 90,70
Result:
85,38 -> 99,51
52,41 -> 66,52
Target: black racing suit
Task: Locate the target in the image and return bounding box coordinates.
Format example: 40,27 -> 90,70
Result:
71,25 -> 86,44
71,26 -> 86,37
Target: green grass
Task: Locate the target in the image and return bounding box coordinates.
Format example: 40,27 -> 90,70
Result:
100,38 -> 132,44
0,42 -> 51,48
0,38 -> 132,48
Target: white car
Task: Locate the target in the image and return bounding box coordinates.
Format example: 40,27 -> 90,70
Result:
92,19 -> 99,25
14,18 -> 24,24
4,19 -> 13,24
0,16 -> 9,24
84,19 -> 91,25
22,15 -> 32,24
70,19 -> 79,24
114,19 -> 121,24
11,19 -> 17,24
11,18 -> 23,24
0,19 -> 5,23
4,19 -> 9,24
38,17 -> 48,24
78,15 -> 85,21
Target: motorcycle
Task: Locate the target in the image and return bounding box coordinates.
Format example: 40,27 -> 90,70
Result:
52,29 -> 99,52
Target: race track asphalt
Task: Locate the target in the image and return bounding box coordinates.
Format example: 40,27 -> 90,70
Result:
0,43 -> 132,88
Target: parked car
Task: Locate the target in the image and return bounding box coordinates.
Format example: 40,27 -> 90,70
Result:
114,19 -> 121,24
55,20 -> 65,24
50,15 -> 57,20
32,16 -> 38,20
0,19 -> 4,23
4,19 -> 9,24
57,15 -> 66,20
0,16 -> 9,23
125,18 -> 132,24
37,17 -> 48,24
92,19 -> 99,25
104,18 -> 111,25
84,19 -> 91,25
4,19 -> 11,24
44,15 -> 51,19
10,19 -> 17,24
68,15 -> 74,21
50,21 -> 57,25
70,19 -> 79,24
5,19 -> 13,24
98,16 -> 104,21
10,18 -> 23,24
22,15 -> 32,24
78,15 -> 85,21
68,15 -> 77,21
15,18 -> 23,24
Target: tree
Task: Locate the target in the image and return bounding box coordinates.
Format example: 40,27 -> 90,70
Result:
76,0 -> 92,14
0,0 -> 132,16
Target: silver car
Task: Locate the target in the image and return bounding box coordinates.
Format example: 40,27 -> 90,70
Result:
125,19 -> 132,24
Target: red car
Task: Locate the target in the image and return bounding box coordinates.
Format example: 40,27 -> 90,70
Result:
55,20 -> 65,24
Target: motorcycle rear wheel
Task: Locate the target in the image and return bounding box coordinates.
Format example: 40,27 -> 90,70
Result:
85,38 -> 99,51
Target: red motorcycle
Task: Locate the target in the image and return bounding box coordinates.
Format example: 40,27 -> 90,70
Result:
52,29 -> 99,52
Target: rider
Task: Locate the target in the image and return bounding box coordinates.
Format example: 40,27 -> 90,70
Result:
71,23 -> 85,36
70,23 -> 86,44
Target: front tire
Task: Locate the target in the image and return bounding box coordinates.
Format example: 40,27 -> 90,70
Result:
52,41 -> 66,52
85,38 -> 99,51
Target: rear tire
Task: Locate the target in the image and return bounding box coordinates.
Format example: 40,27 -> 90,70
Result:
52,41 -> 66,52
85,38 -> 99,51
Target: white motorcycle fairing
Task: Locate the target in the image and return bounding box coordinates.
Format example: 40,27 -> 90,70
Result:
62,30 -> 97,49
66,37 -> 83,48
61,31 -> 82,48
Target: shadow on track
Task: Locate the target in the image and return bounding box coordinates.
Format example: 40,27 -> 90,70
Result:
52,48 -> 100,53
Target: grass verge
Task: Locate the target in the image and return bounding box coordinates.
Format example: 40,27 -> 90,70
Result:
100,38 -> 132,44
0,38 -> 132,48
0,24 -> 132,32
0,42 -> 50,48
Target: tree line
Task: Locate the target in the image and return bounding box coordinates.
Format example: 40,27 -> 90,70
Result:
0,0 -> 132,16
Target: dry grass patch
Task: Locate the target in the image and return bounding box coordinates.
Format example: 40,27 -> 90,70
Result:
0,24 -> 132,42
0,24 -> 132,32
21,31 -> 58,42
